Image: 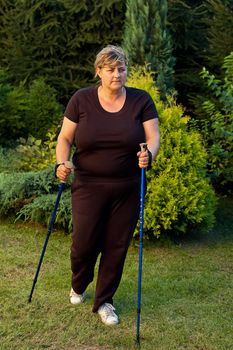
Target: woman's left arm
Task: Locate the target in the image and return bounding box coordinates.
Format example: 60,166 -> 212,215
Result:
143,118 -> 160,160
138,118 -> 160,169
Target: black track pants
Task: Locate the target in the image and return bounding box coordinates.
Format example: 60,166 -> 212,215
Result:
70,177 -> 140,312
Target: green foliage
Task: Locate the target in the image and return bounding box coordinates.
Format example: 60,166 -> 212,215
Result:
0,168 -> 54,215
0,72 -> 62,145
16,190 -> 72,232
168,0 -> 208,110
0,70 -> 28,145
128,66 -> 217,237
0,0 -> 125,101
0,146 -> 19,173
0,167 -> 72,230
195,53 -> 233,189
15,127 -> 58,171
127,65 -> 160,102
23,78 -> 62,139
145,107 -> 216,235
167,0 -> 233,115
204,0 -> 233,71
122,0 -> 175,97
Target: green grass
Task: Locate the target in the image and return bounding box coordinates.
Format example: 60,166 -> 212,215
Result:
1,196 -> 233,350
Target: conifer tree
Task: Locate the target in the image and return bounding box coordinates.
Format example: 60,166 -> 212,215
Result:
122,0 -> 175,97
204,0 -> 233,72
168,0 -> 233,114
0,0 -> 125,102
167,0 -> 207,111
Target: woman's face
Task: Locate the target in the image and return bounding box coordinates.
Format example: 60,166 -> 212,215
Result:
96,63 -> 127,91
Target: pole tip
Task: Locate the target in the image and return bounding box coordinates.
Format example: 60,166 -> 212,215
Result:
135,336 -> 140,348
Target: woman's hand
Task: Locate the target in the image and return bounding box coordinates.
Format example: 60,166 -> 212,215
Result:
137,150 -> 150,169
56,162 -> 73,182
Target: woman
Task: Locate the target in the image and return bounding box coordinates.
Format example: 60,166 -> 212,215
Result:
55,45 -> 160,326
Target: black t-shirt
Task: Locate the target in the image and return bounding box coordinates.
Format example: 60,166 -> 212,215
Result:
64,86 -> 158,179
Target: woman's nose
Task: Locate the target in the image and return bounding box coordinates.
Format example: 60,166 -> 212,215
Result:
114,69 -> 120,77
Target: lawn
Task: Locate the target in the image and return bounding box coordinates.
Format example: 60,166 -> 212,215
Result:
1,196 -> 233,350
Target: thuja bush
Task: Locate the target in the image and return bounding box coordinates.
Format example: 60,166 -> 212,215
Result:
127,66 -> 217,237
23,78 -> 62,140
0,70 -> 27,146
0,73 -> 62,146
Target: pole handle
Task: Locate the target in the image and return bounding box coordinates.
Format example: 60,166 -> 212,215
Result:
139,143 -> 148,152
63,160 -> 74,170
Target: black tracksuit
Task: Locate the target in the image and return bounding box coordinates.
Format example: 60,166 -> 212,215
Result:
64,85 -> 158,311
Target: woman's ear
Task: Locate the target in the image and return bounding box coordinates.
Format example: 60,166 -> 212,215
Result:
96,67 -> 101,78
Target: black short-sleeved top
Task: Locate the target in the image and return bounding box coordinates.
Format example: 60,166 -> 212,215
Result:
64,86 -> 158,180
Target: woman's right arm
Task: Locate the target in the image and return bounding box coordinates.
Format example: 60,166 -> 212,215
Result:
55,117 -> 78,182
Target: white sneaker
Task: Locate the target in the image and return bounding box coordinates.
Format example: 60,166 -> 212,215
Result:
97,303 -> 119,325
69,288 -> 85,305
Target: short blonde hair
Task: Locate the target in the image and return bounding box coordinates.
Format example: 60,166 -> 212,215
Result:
94,45 -> 128,76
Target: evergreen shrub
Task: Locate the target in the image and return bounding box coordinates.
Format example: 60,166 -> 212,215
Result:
0,70 -> 27,146
0,72 -> 62,145
127,66 -> 217,237
17,190 -> 72,232
23,78 -> 62,140
123,0 -> 175,97
0,168 -> 72,230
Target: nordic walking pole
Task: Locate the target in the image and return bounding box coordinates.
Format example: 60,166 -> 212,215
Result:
136,143 -> 147,346
28,161 -> 73,303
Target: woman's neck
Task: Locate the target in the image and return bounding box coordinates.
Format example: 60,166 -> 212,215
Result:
97,85 -> 126,113
98,85 -> 125,102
